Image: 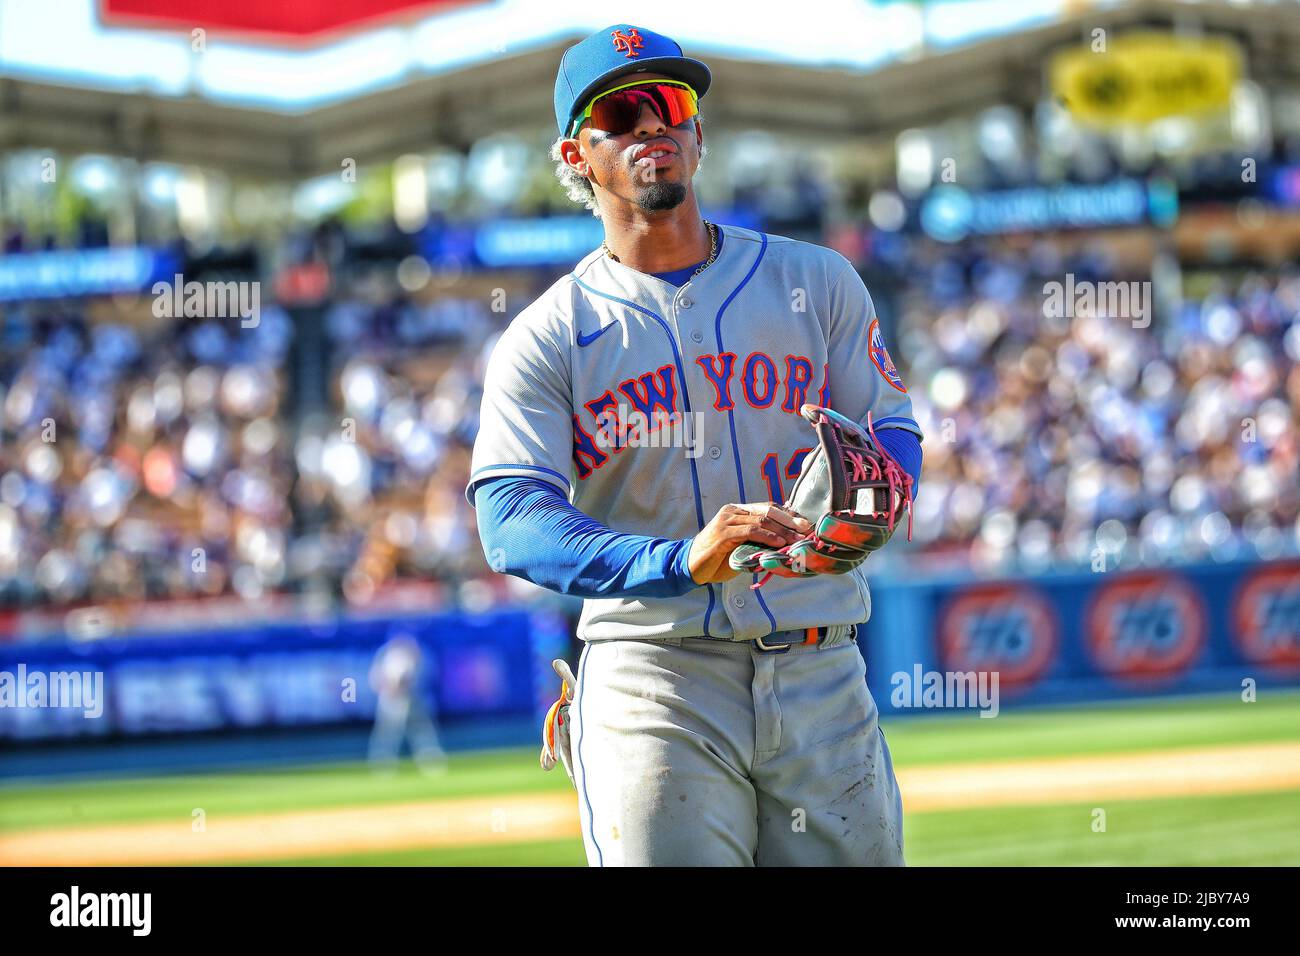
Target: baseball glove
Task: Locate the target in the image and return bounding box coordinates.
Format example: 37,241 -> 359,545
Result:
729,404 -> 913,586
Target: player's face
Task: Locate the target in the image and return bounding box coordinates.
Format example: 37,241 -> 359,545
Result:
569,72 -> 704,214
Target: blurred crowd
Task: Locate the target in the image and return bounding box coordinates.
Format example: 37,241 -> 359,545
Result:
0,277 -> 512,611
290,286 -> 497,605
1,235 -> 1298,611
894,240 -> 1300,573
0,302 -> 297,608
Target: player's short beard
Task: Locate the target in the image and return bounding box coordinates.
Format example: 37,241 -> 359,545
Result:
636,180 -> 688,212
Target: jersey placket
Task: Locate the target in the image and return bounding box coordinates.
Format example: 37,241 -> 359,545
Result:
673,274 -> 773,641
664,276 -> 749,639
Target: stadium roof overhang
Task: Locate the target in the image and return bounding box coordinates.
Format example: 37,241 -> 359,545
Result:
2,0 -> 1299,180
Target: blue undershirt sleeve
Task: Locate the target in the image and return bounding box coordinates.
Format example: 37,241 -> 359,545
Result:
872,427 -> 923,501
472,476 -> 698,599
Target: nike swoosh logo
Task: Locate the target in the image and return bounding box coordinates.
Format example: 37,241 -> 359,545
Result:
576,323 -> 617,347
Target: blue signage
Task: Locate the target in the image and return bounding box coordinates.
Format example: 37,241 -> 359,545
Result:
0,247 -> 179,301
0,609 -> 557,742
919,178 -> 1178,242
863,557 -> 1300,711
425,210 -> 763,270
1273,165 -> 1300,207
474,217 -> 606,268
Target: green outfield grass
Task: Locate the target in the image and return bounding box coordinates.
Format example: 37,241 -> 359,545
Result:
0,746 -> 572,832
881,688 -> 1300,765
3,690 -> 1298,866
905,790 -> 1300,866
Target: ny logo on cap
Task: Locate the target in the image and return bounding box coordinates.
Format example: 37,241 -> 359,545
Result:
611,28 -> 644,58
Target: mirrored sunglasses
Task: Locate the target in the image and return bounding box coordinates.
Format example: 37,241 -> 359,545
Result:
570,79 -> 699,138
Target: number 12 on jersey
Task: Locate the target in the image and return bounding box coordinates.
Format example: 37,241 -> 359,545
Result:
760,448 -> 812,503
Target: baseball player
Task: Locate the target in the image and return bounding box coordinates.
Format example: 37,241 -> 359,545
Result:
469,24 -> 923,866
367,635 -> 447,774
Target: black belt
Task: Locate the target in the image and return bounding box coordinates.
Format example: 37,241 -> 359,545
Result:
753,624 -> 857,653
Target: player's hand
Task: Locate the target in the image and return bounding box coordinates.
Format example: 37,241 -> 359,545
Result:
687,503 -> 812,585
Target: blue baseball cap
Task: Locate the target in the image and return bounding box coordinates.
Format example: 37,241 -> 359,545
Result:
554,24 -> 711,136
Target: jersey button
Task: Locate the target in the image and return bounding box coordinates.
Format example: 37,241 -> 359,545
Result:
732,596 -> 746,608
708,446 -> 721,460
679,296 -> 693,309
690,330 -> 703,343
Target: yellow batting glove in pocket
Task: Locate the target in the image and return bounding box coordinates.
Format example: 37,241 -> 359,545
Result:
539,659 -> 577,787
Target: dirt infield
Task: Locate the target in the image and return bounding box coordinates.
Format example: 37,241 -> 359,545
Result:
4,740 -> 1299,865
899,740 -> 1300,811
0,790 -> 583,866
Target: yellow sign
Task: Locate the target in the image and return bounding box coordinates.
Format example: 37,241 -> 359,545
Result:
1051,32 -> 1240,126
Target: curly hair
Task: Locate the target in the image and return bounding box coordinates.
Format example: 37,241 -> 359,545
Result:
549,128 -> 707,220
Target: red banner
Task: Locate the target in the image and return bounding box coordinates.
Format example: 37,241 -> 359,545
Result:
100,0 -> 476,42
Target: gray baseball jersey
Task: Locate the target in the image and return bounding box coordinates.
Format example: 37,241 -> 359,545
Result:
469,223 -> 922,642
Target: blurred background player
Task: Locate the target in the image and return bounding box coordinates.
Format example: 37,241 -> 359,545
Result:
368,635 -> 447,774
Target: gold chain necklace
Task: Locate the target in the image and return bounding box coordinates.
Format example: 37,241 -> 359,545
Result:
603,221 -> 718,278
